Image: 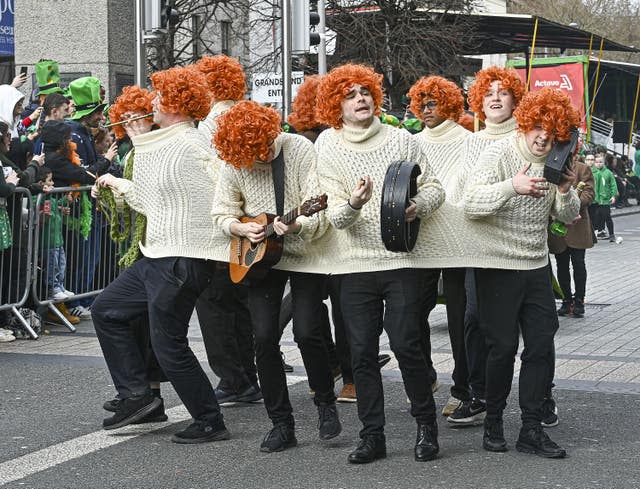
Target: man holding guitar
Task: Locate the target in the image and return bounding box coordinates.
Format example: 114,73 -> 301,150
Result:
211,100 -> 341,453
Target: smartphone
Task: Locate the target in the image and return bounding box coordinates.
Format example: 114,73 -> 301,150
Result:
20,66 -> 27,76
3,166 -> 12,177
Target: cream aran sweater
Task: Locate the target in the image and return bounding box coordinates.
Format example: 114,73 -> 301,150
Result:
111,121 -> 228,262
212,132 -> 328,273
316,117 -> 445,274
462,133 -> 580,270
198,100 -> 236,141
450,117 -> 518,205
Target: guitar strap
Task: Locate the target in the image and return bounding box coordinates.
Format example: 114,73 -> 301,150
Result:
271,148 -> 285,216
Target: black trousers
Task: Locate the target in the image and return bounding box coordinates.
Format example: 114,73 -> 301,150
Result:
554,247 -> 587,301
594,204 -> 614,235
475,266 -> 558,429
464,268 -> 488,400
341,268 -> 437,437
195,263 -> 257,393
327,275 -> 353,384
248,269 -> 335,427
92,256 -> 222,423
421,268 -> 469,400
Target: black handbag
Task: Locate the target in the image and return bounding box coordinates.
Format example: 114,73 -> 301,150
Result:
380,160 -> 422,252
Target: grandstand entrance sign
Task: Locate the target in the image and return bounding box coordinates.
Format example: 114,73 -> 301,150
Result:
251,71 -> 304,104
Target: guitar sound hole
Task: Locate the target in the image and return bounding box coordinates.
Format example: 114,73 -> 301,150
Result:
245,243 -> 261,266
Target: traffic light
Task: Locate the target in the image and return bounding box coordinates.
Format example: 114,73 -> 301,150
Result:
292,0 -> 321,53
144,0 -> 179,31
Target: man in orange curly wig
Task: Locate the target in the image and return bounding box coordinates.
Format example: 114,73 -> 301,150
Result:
288,75 -> 325,142
92,66 -> 233,445
463,87 -> 581,459
408,75 -> 472,420
447,66 -> 525,430
212,100 -> 343,453
315,63 -> 445,464
194,55 -> 246,140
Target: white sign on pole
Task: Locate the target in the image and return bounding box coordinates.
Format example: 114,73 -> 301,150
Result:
251,71 -> 304,104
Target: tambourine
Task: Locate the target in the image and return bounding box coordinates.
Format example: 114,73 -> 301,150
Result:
380,160 -> 421,252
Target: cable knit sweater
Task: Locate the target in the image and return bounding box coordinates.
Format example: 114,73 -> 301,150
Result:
316,117 -> 445,274
198,100 -> 236,141
111,121 -> 227,261
450,117 -> 518,205
212,132 -> 328,273
462,133 -> 580,270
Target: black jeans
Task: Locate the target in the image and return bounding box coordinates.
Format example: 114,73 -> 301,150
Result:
420,268 -> 469,400
475,266 -> 558,429
195,262 -> 257,393
92,256 -> 222,423
464,268 -> 488,400
341,268 -> 437,437
594,204 -> 614,235
419,269 -> 439,387
554,247 -> 587,301
327,275 -> 353,384
248,269 -> 335,427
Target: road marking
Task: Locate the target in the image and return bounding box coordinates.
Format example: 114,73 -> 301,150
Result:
0,376 -> 306,487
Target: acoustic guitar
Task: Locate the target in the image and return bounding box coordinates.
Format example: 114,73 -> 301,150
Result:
229,194 -> 328,285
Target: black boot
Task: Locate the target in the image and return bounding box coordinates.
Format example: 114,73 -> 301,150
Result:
414,422 -> 439,462
348,434 -> 386,464
483,417 -> 508,452
317,403 -> 342,440
260,423 -> 297,453
557,300 -> 571,316
516,425 -> 566,458
572,298 -> 585,317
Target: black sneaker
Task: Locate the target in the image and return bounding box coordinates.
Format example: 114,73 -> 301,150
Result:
236,383 -> 263,403
572,299 -> 585,317
171,418 -> 230,444
102,393 -> 160,430
103,398 -> 121,413
132,398 -> 169,424
516,426 -> 566,458
483,418 -> 508,452
541,398 -> 559,428
557,300 -> 571,316
609,234 -> 616,243
214,386 -> 240,405
317,404 -> 342,440
378,354 -> 391,369
447,398 -> 486,425
281,352 -> 294,373
260,423 -> 297,453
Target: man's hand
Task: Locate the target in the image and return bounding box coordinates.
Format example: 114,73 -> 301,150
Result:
96,173 -> 118,188
11,73 -> 27,88
31,153 -> 45,166
557,162 -> 576,194
124,115 -> 153,138
405,200 -> 418,222
104,142 -> 118,162
90,184 -> 100,199
273,216 -> 301,236
512,163 -> 548,198
5,170 -> 19,186
610,197 -> 616,205
349,175 -> 373,209
29,107 -> 43,122
230,221 -> 265,244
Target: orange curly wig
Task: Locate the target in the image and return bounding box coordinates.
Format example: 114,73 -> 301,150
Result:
458,112 -> 475,132
108,86 -> 154,140
315,64 -> 383,129
214,100 -> 282,170
408,76 -> 464,122
514,88 -> 580,142
467,66 -> 525,121
150,66 -> 211,121
194,55 -> 246,102
288,75 -> 322,132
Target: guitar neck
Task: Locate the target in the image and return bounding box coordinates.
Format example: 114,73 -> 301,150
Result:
264,207 -> 299,238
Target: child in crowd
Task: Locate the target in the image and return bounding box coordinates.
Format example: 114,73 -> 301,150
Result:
35,167 -> 74,300
592,155 -> 619,242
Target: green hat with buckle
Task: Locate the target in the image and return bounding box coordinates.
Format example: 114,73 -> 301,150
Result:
36,60 -> 65,96
69,76 -> 105,120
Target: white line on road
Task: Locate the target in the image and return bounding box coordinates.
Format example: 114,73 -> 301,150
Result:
0,376 -> 306,487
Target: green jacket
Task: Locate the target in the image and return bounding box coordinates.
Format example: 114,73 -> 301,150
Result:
36,195 -> 67,249
591,166 -> 618,205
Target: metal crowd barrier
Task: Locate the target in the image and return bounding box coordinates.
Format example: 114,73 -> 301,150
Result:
0,187 -> 37,338
31,186 -> 121,336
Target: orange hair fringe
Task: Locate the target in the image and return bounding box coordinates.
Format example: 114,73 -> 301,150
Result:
408,76 -> 464,122
150,67 -> 211,121
467,66 -> 525,121
514,88 -> 580,142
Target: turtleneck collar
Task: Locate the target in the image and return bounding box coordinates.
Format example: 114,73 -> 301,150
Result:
131,121 -> 194,149
421,119 -> 469,143
340,116 -> 385,145
515,133 -> 547,165
484,117 -> 517,138
210,100 -> 235,117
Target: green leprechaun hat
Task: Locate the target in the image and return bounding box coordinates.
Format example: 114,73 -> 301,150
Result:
35,60 -> 65,96
69,76 -> 106,120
